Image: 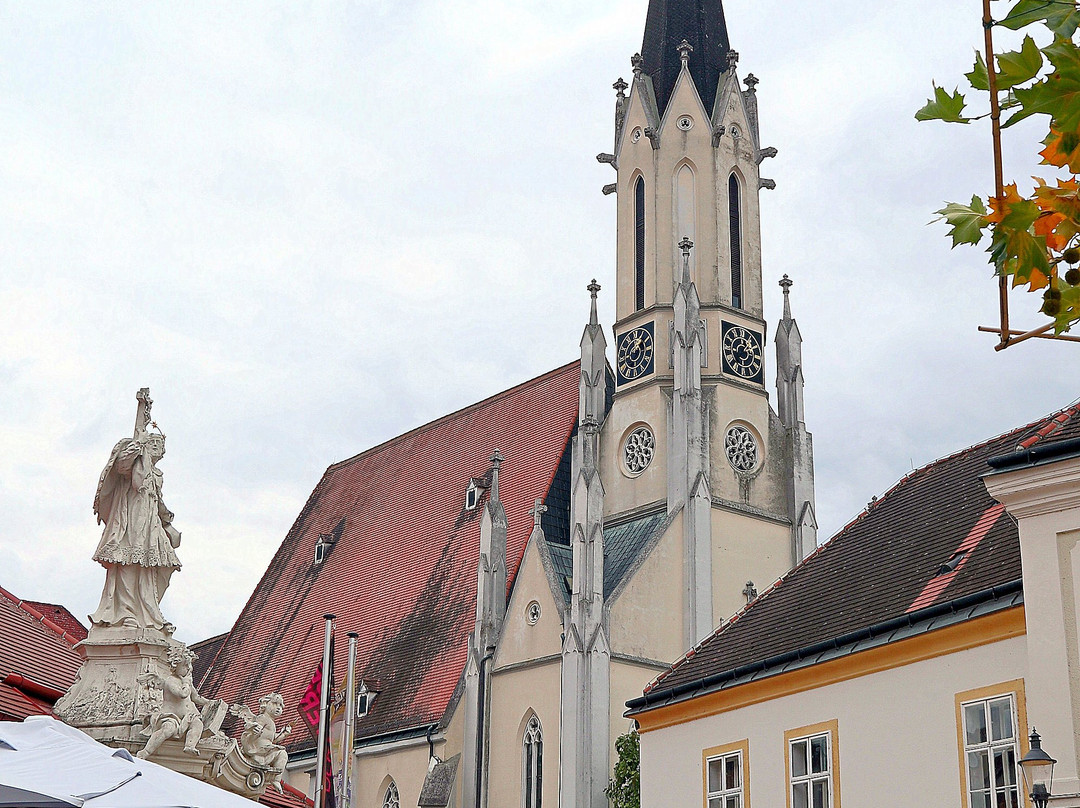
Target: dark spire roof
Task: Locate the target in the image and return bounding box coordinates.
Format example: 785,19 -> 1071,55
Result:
641,0 -> 731,119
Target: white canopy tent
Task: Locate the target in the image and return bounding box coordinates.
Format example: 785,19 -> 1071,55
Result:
0,717 -> 258,808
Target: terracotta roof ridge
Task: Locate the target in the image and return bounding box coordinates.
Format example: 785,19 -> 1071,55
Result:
0,585 -> 82,647
326,360 -> 579,473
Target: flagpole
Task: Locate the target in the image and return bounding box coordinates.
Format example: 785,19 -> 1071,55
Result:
315,614 -> 335,808
344,633 -> 359,808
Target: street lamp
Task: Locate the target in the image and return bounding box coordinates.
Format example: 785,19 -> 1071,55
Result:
1018,728 -> 1056,808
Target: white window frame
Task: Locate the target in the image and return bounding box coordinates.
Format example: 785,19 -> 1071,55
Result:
784,721 -> 839,808
706,749 -> 745,808
960,693 -> 1021,808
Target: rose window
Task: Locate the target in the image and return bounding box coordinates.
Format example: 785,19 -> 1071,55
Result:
725,426 -> 758,473
624,426 -> 655,475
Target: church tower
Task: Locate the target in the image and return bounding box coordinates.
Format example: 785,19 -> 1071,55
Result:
596,0 -> 816,646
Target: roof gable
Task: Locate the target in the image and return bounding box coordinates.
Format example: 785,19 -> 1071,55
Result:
200,363 -> 580,745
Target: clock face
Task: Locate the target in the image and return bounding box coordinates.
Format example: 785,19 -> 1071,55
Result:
616,322 -> 655,384
721,323 -> 764,384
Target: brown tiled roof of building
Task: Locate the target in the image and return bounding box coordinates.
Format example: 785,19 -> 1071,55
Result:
0,585 -> 84,721
199,363 -> 580,750
189,632 -> 228,688
22,601 -> 88,642
637,402 -> 1080,701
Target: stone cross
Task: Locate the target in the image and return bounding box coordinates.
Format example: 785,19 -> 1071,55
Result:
613,77 -> 628,98
744,73 -> 759,93
726,50 -> 740,72
631,52 -> 643,79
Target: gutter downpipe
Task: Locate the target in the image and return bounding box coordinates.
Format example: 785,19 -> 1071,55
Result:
475,646 -> 496,808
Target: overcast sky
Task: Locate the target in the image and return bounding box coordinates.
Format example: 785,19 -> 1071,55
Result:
2,0 -> 1074,646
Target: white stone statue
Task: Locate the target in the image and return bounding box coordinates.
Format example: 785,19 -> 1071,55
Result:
136,645 -> 227,759
89,388 -> 181,633
229,694 -> 292,792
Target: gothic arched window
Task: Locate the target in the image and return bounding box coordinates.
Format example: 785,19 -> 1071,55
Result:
729,173 -> 743,309
634,176 -> 646,311
382,781 -> 400,808
522,715 -> 543,808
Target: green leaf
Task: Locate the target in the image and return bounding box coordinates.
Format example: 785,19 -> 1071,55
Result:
934,196 -> 989,246
1007,38 -> 1080,129
998,0 -> 1080,39
966,50 -> 990,91
996,35 -> 1043,90
915,84 -> 971,123
1055,285 -> 1080,332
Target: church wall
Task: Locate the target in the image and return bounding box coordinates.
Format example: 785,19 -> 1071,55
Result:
710,507 -> 790,625
608,510 -> 685,663
711,77 -> 764,318
496,535 -> 564,669
639,633 -> 1027,808
609,658 -> 665,757
601,385 -> 669,519
487,659 -> 561,808
709,384 -> 787,517
351,741 -> 432,808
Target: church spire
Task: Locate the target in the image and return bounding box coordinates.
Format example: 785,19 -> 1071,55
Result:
641,0 -> 731,117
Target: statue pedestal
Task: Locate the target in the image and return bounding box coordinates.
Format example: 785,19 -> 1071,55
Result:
54,625 -> 171,744
54,626 -> 280,800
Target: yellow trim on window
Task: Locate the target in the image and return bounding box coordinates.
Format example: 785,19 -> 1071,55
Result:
637,606 -> 1025,733
783,719 -> 840,808
701,739 -> 750,808
954,679 -> 1029,808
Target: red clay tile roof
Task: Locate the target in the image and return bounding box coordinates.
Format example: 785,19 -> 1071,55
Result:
21,601 -> 88,642
0,586 -> 84,721
259,782 -> 313,808
200,363 -> 580,749
641,402 -> 1080,698
190,633 -> 228,688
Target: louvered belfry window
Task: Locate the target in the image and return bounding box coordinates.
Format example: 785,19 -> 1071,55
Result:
635,176 -> 646,311
729,174 -> 743,309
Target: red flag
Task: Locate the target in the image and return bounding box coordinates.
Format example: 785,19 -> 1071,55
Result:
298,648 -> 336,808
298,663 -> 322,742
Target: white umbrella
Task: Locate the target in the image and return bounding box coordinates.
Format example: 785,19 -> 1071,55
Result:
0,717 -> 257,808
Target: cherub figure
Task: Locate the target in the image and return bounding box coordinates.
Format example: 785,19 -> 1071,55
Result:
137,645 -> 217,758
229,693 -> 291,792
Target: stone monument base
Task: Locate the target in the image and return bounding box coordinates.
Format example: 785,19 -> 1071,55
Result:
54,626 -> 279,800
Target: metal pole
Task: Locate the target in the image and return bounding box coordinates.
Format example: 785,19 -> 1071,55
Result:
344,633 -> 358,808
314,614 -> 335,808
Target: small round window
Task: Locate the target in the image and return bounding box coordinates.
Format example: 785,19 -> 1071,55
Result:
631,127 -> 643,143
624,425 -> 656,476
725,425 -> 759,473
526,601 -> 541,625
676,115 -> 694,131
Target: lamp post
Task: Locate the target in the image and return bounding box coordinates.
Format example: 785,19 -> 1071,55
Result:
1019,728 -> 1056,808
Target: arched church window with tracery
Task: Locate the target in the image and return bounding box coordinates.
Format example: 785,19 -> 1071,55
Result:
382,781 -> 400,808
634,176 -> 646,311
522,714 -> 543,808
729,173 -> 743,309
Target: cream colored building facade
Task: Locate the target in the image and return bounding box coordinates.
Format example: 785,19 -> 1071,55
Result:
628,412 -> 1080,808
